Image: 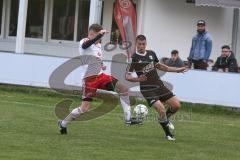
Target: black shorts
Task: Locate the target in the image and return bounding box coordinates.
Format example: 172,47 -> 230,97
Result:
140,80 -> 175,106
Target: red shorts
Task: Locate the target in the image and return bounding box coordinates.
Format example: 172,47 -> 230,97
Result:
82,73 -> 117,100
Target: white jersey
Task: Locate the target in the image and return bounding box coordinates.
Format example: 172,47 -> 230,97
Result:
79,38 -> 103,59
79,38 -> 103,77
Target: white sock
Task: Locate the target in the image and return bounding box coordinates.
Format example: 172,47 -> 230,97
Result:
119,95 -> 131,122
61,107 -> 83,127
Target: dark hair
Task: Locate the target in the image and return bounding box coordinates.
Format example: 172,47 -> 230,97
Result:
89,23 -> 103,32
136,35 -> 146,41
222,45 -> 230,50
171,50 -> 179,55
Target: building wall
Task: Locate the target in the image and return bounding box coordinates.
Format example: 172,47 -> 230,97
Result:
141,0 -> 234,61
0,0 -> 236,62
0,39 -> 79,57
1,52 -> 240,107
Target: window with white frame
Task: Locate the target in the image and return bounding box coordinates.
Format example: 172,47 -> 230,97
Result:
5,0 -> 90,42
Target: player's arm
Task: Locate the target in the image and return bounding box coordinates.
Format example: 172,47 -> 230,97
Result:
125,72 -> 147,82
82,30 -> 108,49
155,63 -> 188,73
125,61 -> 147,82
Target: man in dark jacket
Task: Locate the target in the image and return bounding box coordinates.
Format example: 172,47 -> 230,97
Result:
212,45 -> 238,73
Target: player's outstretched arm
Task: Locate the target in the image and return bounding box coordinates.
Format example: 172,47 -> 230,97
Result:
82,29 -> 109,49
125,72 -> 147,82
155,63 -> 188,73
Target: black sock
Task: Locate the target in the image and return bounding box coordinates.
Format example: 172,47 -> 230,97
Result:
166,107 -> 175,119
159,120 -> 172,136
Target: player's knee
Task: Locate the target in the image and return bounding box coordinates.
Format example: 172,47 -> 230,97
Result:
80,102 -> 90,113
86,92 -> 96,98
160,108 -> 166,115
173,101 -> 181,110
121,91 -> 129,97
118,87 -> 129,96
123,87 -> 129,93
154,105 -> 165,115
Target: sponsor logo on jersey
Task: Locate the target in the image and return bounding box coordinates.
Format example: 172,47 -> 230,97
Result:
143,62 -> 155,73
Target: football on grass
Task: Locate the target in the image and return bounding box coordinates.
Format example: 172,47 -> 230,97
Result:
134,104 -> 148,118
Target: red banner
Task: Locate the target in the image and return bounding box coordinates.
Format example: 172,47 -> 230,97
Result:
114,0 -> 137,60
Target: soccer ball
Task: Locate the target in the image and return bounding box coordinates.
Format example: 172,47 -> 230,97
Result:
134,104 -> 148,118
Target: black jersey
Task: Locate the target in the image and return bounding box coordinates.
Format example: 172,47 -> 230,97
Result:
127,50 -> 174,106
127,50 -> 160,83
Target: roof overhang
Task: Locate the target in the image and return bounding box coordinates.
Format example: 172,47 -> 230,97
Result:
195,0 -> 240,8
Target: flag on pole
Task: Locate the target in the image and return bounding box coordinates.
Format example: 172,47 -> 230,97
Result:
114,0 -> 137,60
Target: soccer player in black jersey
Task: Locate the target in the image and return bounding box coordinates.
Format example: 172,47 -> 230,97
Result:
126,35 -> 187,141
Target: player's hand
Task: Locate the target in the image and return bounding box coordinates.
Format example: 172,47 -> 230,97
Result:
203,59 -> 208,63
176,67 -> 188,73
138,75 -> 147,82
155,63 -> 162,70
99,29 -> 109,35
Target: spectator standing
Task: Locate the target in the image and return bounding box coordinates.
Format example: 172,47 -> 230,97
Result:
188,20 -> 212,70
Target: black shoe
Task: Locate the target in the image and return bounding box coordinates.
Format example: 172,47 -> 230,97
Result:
125,118 -> 143,126
58,120 -> 67,135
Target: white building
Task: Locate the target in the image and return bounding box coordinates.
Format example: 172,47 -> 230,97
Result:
0,0 -> 239,107
0,0 -> 239,62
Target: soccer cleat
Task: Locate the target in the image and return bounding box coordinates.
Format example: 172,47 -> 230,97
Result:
58,120 -> 67,135
165,135 -> 176,141
167,121 -> 175,130
125,118 -> 143,126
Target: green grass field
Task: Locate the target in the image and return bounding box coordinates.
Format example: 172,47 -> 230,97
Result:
0,85 -> 240,160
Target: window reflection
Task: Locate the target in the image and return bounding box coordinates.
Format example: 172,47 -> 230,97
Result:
9,0 -> 19,37
77,0 -> 90,41
26,0 -> 45,38
51,0 -> 76,41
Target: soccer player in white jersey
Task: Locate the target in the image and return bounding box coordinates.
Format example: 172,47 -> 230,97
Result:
58,24 -> 141,134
